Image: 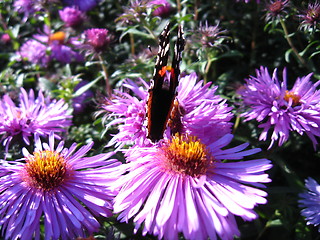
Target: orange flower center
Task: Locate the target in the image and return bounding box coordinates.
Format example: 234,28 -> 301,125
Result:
49,31 -> 66,44
160,133 -> 213,177
23,150 -> 70,191
284,90 -> 301,107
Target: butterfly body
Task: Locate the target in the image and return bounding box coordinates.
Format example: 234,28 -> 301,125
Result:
147,24 -> 185,142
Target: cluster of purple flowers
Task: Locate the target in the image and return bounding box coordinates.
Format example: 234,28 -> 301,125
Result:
238,0 -> 320,31
19,29 -> 84,67
18,26 -> 113,67
2,0 -> 320,239
0,72 -> 274,240
16,0 -> 112,67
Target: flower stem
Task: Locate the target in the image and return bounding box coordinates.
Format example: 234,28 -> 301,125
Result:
129,33 -> 135,55
98,55 -> 112,97
176,0 -> 181,14
279,19 -> 306,67
204,58 -> 212,84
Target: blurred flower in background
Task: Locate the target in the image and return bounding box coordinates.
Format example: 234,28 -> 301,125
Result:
19,39 -> 50,67
265,0 -> 289,22
299,177 -> 320,232
236,0 -> 261,3
59,6 -> 86,28
0,133 -> 123,239
72,80 -> 94,115
62,0 -> 100,12
149,0 -> 173,17
19,27 -> 83,66
299,1 -> 320,32
13,0 -> 43,20
82,28 -> 112,56
191,21 -> 229,49
1,33 -> 11,45
116,0 -> 150,25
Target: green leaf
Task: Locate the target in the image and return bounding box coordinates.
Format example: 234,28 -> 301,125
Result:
285,48 -> 294,63
72,78 -> 100,98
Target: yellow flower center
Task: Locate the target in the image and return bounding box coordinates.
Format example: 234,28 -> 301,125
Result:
284,90 -> 301,107
23,150 -> 70,191
160,134 -> 213,177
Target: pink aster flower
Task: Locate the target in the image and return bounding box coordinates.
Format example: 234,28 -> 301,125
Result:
100,72 -> 233,149
113,133 -> 272,240
149,0 -> 172,17
82,28 -> 112,55
239,66 -> 320,149
59,7 -> 85,28
0,133 -> 123,239
0,88 -> 72,151
1,33 -> 11,44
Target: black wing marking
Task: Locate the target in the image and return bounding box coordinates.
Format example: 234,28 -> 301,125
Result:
147,24 -> 185,142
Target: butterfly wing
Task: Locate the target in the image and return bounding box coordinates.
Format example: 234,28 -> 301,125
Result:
147,24 -> 185,142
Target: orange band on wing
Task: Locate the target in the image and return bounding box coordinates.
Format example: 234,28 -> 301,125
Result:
158,66 -> 172,77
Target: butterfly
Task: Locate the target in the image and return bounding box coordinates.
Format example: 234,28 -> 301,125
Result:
146,24 -> 185,142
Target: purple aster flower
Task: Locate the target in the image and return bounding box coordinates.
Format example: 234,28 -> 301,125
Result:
59,7 -> 85,28
0,133 -> 123,239
113,133 -> 272,240
299,177 -> 320,232
82,28 -> 112,55
50,40 -> 84,63
239,66 -> 320,149
47,31 -> 84,63
100,72 -> 233,149
149,0 -> 172,17
299,1 -> 320,32
0,88 -> 72,151
13,0 -> 42,20
63,0 -> 100,11
19,39 -> 50,67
